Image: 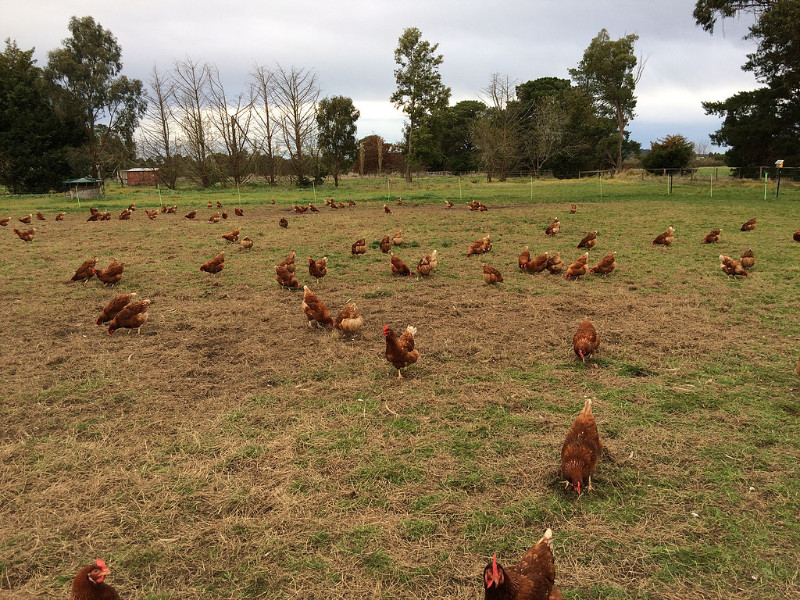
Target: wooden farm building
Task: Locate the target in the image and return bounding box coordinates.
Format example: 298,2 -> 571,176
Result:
123,168 -> 161,186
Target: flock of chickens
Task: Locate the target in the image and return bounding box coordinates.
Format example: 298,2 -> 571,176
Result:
6,194 -> 799,600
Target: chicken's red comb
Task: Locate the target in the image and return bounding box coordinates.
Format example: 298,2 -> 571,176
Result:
95,559 -> 107,569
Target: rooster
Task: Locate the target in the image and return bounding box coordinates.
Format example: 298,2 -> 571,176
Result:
279,217 -> 288,228
93,259 -> 124,286
107,299 -> 150,335
71,257 -> 97,283
546,253 -> 563,274
128,203 -> 136,211
794,229 -> 800,243
309,203 -> 320,213
96,293 -> 136,326
482,263 -> 503,285
518,247 -> 531,270
347,199 -> 356,207
36,211 -> 46,221
483,528 -> 555,600
240,236 -> 253,250
570,204 -> 577,214
19,214 -> 32,224
445,200 -> 454,208
13,227 -> 35,242
719,254 -> 748,276
525,253 -> 549,274
336,303 -> 364,336
0,217 -> 10,226
145,209 -> 158,220
216,201 -> 223,208
184,210 -> 197,219
118,209 -> 131,220
275,265 -> 299,288
652,227 -> 674,246
741,217 -> 756,231
573,317 -> 599,364
562,398 -> 603,494
302,286 -> 334,327
390,252 -> 411,276
417,250 -> 438,276
166,205 -> 177,214
56,213 -> 65,221
740,248 -> 755,269
234,207 -> 244,216
545,218 -> 560,236
564,253 -> 589,280
351,238 -> 367,256
70,558 -> 119,600
221,211 -> 228,219
589,252 -> 616,275
392,230 -> 403,246
384,204 -> 393,214
383,325 -> 419,378
702,228 -> 721,244
200,252 -> 225,274
221,229 -> 240,243
577,231 -> 597,249
380,235 -> 392,253
209,212 -> 220,223
308,257 -> 327,283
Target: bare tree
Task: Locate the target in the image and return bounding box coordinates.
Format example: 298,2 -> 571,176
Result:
172,57 -> 214,187
473,74 -> 522,181
139,65 -> 181,189
207,64 -> 254,186
251,64 -> 280,185
272,65 -> 319,184
522,96 -> 567,177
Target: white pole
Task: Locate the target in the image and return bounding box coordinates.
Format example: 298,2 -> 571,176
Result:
764,173 -> 767,200
459,177 -> 462,200
599,175 -> 603,198
710,175 -> 713,198
530,176 -> 533,201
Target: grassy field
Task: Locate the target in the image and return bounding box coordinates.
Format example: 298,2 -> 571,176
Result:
1,174 -> 799,599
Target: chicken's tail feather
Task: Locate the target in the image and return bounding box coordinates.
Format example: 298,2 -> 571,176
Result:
405,325 -> 417,337
541,528 -> 554,550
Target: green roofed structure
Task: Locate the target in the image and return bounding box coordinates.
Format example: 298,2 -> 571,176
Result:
64,177 -> 105,199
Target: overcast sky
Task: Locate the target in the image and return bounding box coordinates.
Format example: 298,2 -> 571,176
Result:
2,0 -> 760,150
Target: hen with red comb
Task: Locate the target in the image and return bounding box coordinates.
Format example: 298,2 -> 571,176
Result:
483,528 -> 555,600
70,558 -> 119,600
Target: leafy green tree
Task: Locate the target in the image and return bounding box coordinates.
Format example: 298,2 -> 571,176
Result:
698,1 -> 800,172
437,100 -> 484,172
569,29 -> 644,172
316,96 -> 360,187
640,134 -> 695,170
0,39 -> 83,192
693,0 -> 773,32
47,16 -> 146,179
390,27 -> 451,182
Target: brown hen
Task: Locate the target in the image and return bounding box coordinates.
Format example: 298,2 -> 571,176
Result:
561,398 -> 603,494
483,528 -> 555,600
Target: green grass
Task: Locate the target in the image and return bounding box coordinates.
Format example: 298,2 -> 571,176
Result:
1,174 -> 800,599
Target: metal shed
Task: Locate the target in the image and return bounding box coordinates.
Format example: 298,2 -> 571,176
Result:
64,177 -> 105,199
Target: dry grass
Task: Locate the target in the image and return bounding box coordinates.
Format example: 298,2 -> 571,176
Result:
1,179 -> 800,599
